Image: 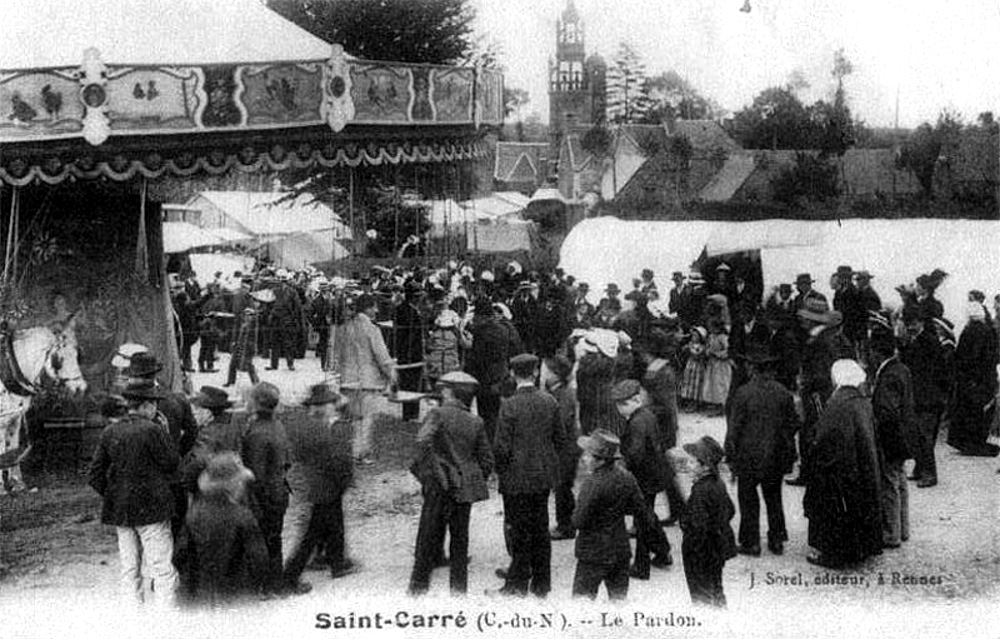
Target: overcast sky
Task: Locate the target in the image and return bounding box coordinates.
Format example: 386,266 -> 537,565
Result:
474,0 -> 999,128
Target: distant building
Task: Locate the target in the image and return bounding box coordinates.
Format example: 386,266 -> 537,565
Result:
548,0 -> 606,148
494,142 -> 551,194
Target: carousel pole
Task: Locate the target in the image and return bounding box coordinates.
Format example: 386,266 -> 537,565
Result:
5,186 -> 20,287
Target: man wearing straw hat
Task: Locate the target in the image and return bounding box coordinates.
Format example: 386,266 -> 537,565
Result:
88,378 -> 179,608
571,429 -> 658,600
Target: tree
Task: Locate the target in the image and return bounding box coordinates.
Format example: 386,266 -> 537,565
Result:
605,42 -> 652,123
897,109 -> 964,197
266,0 -> 477,64
730,86 -> 813,150
643,70 -> 723,123
771,153 -> 840,206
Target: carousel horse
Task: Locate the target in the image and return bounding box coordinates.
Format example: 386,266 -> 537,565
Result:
0,323 -> 86,492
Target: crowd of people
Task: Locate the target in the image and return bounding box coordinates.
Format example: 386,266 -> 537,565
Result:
94,257 -> 1000,609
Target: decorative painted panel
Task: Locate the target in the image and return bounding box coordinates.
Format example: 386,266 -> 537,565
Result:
240,63 -> 323,126
351,63 -> 409,123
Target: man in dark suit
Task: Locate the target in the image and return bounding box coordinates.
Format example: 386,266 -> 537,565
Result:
89,379 -> 180,608
571,429 -> 659,600
393,281 -> 426,421
465,302 -> 523,442
870,330 -> 916,548
899,306 -> 949,487
408,372 -> 494,595
612,379 -> 673,580
282,384 -> 357,593
725,345 -> 799,556
491,353 -> 565,597
792,273 -> 827,313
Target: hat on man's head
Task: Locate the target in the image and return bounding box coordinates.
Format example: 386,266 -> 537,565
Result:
854,270 -> 873,282
835,265 -> 854,278
250,288 -> 276,303
831,359 -> 867,389
605,283 -> 620,293
683,435 -> 725,468
688,270 -> 705,284
302,383 -> 344,406
738,342 -> 780,365
509,353 -> 539,377
797,297 -> 843,326
122,378 -> 165,401
610,378 -> 642,403
795,273 -> 815,286
437,371 -> 479,388
111,342 -> 148,369
672,271 -> 685,281
198,451 -> 254,497
250,382 -> 280,411
125,352 -> 162,378
641,268 -> 654,280
716,262 -> 732,272
577,429 -> 623,460
194,386 -> 233,410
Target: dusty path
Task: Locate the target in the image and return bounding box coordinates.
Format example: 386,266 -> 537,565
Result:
2,354 -> 998,638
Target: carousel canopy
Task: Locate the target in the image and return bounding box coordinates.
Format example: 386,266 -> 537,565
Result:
2,0 -> 332,69
0,1 -> 503,185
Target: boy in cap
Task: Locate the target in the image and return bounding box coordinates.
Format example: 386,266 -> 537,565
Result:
408,371 -> 494,595
89,379 -> 179,608
612,379 -> 673,579
571,429 -> 659,600
241,382 -> 290,591
492,353 -> 565,597
680,435 -> 736,607
174,451 -> 270,606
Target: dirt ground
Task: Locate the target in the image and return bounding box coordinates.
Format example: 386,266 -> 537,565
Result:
2,354 -> 998,638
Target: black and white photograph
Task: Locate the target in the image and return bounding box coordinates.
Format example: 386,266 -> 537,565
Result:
1,1 -> 997,637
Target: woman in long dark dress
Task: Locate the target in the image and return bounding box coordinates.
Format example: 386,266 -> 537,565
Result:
946,303 -> 1000,456
804,359 -> 883,568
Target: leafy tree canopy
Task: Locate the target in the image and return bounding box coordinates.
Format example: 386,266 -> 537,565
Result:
267,0 -> 477,64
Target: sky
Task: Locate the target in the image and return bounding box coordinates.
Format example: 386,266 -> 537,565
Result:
474,0 -> 1000,128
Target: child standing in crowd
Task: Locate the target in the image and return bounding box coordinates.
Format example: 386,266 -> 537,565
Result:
680,327 -> 708,409
680,435 -> 736,608
701,319 -> 732,414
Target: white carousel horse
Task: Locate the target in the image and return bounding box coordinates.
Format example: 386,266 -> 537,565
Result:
0,324 -> 87,493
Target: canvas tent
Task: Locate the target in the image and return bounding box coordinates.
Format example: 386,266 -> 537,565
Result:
561,217 -> 1000,327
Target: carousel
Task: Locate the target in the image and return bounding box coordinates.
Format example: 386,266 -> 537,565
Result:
0,0 -> 503,488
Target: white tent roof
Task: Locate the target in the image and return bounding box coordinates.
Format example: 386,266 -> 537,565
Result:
195,191 -> 351,238
262,232 -> 349,269
163,221 -> 228,253
205,227 -> 251,243
529,188 -> 568,204
561,217 -> 1000,328
2,0 -> 332,70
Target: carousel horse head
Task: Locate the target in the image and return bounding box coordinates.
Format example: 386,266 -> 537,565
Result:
4,324 -> 87,395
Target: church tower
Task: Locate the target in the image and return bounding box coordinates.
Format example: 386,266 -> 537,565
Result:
549,0 -> 603,147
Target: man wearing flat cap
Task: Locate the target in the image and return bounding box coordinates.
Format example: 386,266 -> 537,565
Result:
408,371 -> 494,595
612,379 -> 673,579
571,429 -> 659,600
492,353 -> 565,597
89,379 -> 179,608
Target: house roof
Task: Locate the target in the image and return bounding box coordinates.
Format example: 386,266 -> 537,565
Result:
838,149 -> 921,196
670,120 -> 741,153
494,142 -> 549,183
562,134 -> 594,171
3,0 -> 332,70
618,125 -> 670,156
191,191 -> 350,237
699,151 -> 757,201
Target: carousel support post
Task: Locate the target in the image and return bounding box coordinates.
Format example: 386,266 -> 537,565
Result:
4,186 -> 20,287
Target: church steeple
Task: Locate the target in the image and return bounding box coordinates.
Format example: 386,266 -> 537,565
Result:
549,0 -> 605,146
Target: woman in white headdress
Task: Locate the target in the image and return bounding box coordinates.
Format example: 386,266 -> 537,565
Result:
803,359 -> 883,568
